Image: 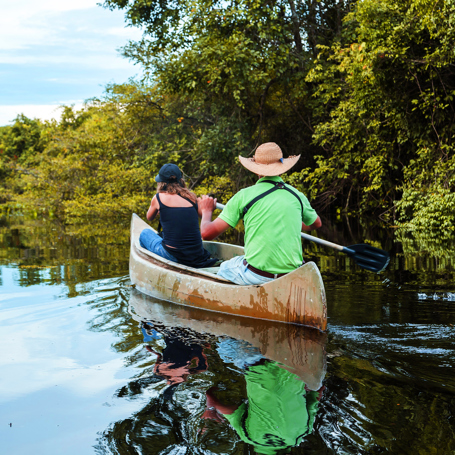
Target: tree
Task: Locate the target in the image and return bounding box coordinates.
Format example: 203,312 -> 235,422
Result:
103,0 -> 353,182
0,115 -> 46,203
300,0 -> 455,229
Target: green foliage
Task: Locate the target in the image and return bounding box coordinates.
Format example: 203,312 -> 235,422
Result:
104,0 -> 455,235
3,0 -> 455,237
396,150 -> 455,239
7,84 -> 167,220
0,115 -> 46,163
302,0 -> 455,228
0,115 -> 47,203
107,0 -> 352,170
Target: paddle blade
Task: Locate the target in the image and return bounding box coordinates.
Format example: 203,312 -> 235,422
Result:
344,244 -> 390,273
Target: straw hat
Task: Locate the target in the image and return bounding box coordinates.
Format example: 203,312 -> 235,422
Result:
239,142 -> 300,176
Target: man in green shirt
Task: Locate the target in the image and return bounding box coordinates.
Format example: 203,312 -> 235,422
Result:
199,142 -> 321,285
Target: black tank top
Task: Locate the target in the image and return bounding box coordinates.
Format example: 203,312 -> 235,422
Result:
156,193 -> 217,268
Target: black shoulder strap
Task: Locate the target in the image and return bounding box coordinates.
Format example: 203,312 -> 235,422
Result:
243,183 -> 281,215
242,180 -> 304,219
156,193 -> 163,207
178,194 -> 198,209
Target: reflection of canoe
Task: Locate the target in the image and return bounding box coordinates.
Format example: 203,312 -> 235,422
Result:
130,214 -> 327,331
128,290 -> 327,390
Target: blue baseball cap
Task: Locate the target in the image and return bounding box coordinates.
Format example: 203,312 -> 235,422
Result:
155,163 -> 183,183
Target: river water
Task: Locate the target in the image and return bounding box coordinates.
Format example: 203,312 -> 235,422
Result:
1,212 -> 454,455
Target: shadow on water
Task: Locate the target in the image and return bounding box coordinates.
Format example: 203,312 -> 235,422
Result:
95,290 -> 328,455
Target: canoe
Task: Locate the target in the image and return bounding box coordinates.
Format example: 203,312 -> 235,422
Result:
128,290 -> 327,391
129,213 -> 327,331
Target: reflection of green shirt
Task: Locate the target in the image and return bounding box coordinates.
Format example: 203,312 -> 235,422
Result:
219,176 -> 318,274
223,361 -> 320,455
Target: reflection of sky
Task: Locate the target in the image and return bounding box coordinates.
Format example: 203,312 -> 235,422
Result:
0,266 -> 146,454
0,0 -> 142,125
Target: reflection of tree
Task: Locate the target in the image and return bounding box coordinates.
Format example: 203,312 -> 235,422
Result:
0,212 -> 130,288
397,230 -> 455,259
3,210 -> 455,292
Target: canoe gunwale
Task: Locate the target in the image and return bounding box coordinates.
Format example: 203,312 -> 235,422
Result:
134,236 -> 311,287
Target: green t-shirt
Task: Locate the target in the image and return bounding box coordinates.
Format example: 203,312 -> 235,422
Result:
219,176 -> 318,274
223,361 -> 320,455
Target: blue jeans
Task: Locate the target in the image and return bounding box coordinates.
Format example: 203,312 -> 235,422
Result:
217,255 -> 275,285
139,229 -> 177,262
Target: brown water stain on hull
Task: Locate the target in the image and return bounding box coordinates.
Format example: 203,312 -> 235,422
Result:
142,276 -> 326,331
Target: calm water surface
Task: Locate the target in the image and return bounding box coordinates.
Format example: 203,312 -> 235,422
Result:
1,212 -> 454,455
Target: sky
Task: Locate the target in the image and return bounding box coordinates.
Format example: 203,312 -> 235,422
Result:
0,0 -> 143,126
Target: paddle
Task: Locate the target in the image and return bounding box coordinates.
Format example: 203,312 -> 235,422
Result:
214,202 -> 390,273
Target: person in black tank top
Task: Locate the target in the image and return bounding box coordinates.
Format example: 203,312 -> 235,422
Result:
139,163 -> 217,268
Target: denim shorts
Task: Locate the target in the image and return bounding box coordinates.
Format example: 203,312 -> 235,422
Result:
139,229 -> 177,262
217,255 -> 275,286
216,337 -> 264,369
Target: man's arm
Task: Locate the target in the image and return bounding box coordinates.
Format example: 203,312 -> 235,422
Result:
198,195 -> 230,240
204,387 -> 239,416
302,216 -> 322,232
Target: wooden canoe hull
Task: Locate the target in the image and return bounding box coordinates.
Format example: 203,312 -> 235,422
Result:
129,214 -> 327,331
128,290 -> 327,390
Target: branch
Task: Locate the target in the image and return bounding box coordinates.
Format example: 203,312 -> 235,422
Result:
288,0 -> 303,57
250,78 -> 277,155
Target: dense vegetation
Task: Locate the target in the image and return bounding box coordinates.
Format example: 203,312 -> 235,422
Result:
1,0 -> 454,240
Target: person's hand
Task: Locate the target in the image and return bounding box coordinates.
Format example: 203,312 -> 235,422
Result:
198,195 -> 217,213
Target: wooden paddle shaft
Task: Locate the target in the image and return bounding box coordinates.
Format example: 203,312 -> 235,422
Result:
215,202 -> 345,252
300,233 -> 344,251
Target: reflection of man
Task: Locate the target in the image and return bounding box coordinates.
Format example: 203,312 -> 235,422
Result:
202,338 -> 324,454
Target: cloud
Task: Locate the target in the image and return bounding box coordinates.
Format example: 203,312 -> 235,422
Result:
0,104 -> 83,125
3,0 -> 98,15
0,1 -> 142,122
0,295 -> 128,402
0,1 -> 102,51
0,52 -> 137,70
0,0 -> 141,56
